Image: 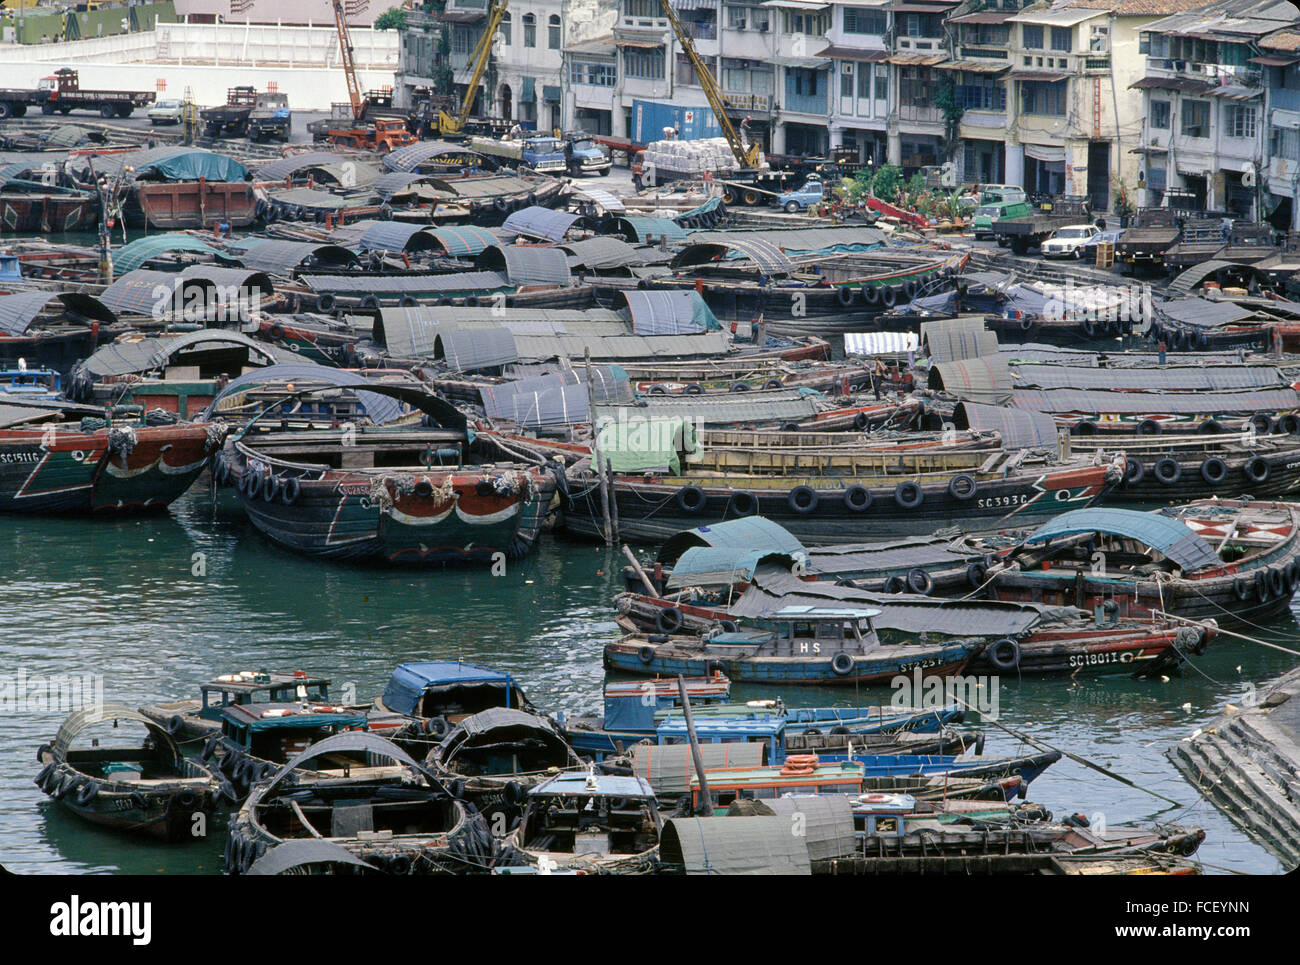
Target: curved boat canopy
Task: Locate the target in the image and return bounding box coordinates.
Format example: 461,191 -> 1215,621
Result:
1023,508 -> 1221,573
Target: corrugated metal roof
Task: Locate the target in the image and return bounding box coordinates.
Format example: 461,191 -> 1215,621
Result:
501,206 -> 582,243
1012,363 -> 1283,392
928,354 -> 1013,405
382,140 -> 483,173
202,363 -> 405,425
476,244 -> 573,287
225,239 -> 357,276
844,332 -> 920,355
661,816 -> 812,875
806,536 -> 982,579
335,220 -> 438,254
685,226 -> 888,256
953,401 -> 1058,451
737,567 -> 1050,637
1157,296 -> 1254,328
267,186 -> 356,211
246,839 -> 378,876
254,151 -> 351,181
371,171 -> 431,199
437,327 -> 519,372
570,186 -> 626,213
560,237 -> 645,270
304,271 -> 508,296
1025,508 -> 1220,573
1010,387 -> 1300,416
597,387 -> 816,422
426,225 -> 500,257
112,233 -> 218,274
619,290 -> 719,335
672,237 -> 795,274
481,372 -> 591,427
515,331 -> 732,363
98,269 -> 198,317
921,317 -> 998,363
614,216 -> 689,244
657,515 -> 808,565
632,743 -> 766,797
0,290 -> 115,336
179,265 -> 274,297
767,795 -> 857,862
75,330 -> 282,380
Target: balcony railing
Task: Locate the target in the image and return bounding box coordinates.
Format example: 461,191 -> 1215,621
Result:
961,46 -> 1008,60
1084,56 -> 1110,71
899,102 -> 941,123
783,90 -> 827,114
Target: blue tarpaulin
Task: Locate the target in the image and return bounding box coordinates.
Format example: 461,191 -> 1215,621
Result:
380,661 -> 526,718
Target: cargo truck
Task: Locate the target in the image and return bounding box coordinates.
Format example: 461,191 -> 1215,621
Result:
991,196 -> 1093,254
0,68 -> 154,119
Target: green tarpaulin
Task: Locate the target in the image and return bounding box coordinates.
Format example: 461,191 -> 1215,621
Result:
593,416 -> 700,475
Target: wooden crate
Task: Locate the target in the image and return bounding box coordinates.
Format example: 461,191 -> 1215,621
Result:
1095,241 -> 1115,269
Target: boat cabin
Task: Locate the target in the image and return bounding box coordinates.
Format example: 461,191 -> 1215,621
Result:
690,760 -> 867,814
513,771 -> 661,864
197,671 -> 330,724
379,661 -> 533,721
220,702 -> 369,765
596,676 -> 731,734
0,368 -> 61,396
705,605 -> 883,657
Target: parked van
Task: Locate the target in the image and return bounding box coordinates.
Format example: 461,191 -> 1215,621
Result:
973,199 -> 1033,239
979,184 -> 1028,205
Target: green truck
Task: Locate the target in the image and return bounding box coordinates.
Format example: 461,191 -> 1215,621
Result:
992,196 -> 1093,254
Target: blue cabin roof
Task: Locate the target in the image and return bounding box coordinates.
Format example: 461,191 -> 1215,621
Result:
657,516 -> 807,565
1024,508 -> 1220,573
381,661 -> 522,717
657,715 -> 785,744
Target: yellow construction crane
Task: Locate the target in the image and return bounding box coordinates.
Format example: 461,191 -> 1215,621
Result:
657,0 -> 761,170
438,0 -> 509,136
331,0 -> 365,122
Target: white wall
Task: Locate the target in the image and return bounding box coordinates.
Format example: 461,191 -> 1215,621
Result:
0,23 -> 398,110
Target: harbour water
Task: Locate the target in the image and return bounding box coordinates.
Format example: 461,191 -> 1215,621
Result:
1,489 -> 1296,874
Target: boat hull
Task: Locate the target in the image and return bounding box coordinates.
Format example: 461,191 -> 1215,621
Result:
0,422 -> 222,514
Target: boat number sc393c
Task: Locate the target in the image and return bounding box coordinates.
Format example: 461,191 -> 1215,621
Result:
976,493 -> 1032,509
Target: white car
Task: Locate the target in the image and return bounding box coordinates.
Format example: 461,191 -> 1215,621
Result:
147,99 -> 184,125
1041,224 -> 1101,259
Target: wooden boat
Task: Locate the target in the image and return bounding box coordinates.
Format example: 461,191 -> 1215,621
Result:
201,701 -> 404,799
375,660 -> 537,754
1072,430 -> 1300,502
606,605 -> 982,686
985,501 -> 1300,627
615,562 -> 1207,678
425,709 -> 586,824
0,289 -> 116,378
0,416 -> 225,514
0,183 -> 99,233
225,731 -> 476,876
839,792 -> 1204,858
133,181 -> 258,229
139,670 -> 333,742
35,705 -> 224,841
563,449 -> 1123,545
499,769 -> 663,873
658,712 -> 1049,785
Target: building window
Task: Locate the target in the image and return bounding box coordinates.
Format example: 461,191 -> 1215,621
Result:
523,13 -> 536,47
624,0 -> 660,17
1228,104 -> 1256,139
624,46 -> 665,80
955,74 -> 1006,112
841,63 -> 854,98
784,10 -> 828,33
727,5 -> 748,29
857,63 -> 872,99
548,14 -> 560,49
1149,99 -> 1169,129
1021,79 -> 1066,116
1271,125 -> 1300,160
1022,24 -> 1042,49
571,61 -> 616,87
843,6 -> 886,34
499,11 -> 510,45
1050,27 -> 1071,52
1090,25 -> 1108,53
451,25 -> 474,54
1180,99 -> 1208,138
875,64 -> 888,100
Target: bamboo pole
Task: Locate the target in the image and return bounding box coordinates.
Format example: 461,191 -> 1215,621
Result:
678,675 -> 713,818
